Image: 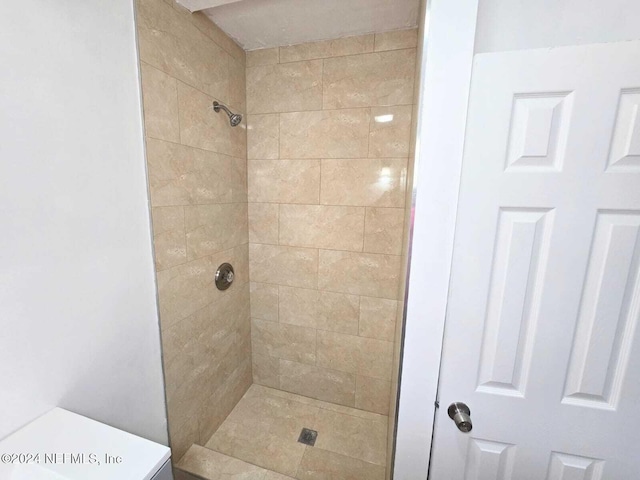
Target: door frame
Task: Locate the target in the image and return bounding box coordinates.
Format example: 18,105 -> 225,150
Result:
393,0 -> 479,477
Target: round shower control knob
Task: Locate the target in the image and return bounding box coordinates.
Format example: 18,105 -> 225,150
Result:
215,263 -> 235,291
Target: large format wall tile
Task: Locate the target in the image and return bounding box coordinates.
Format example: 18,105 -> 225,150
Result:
244,30 -> 418,422
164,283 -> 250,451
250,244 -> 318,289
280,110 -> 370,158
146,139 -> 246,206
197,358 -> 252,443
178,82 -> 246,158
320,158 -> 408,208
374,29 -> 418,52
318,250 -> 401,299
248,160 -> 320,204
369,105 -> 413,158
277,286 -> 318,328
249,282 -> 279,322
248,203 -> 279,245
279,360 -> 356,406
364,207 -> 405,255
316,291 -> 360,335
157,255 -> 217,329
246,60 -> 323,113
279,34 -> 374,63
251,319 -> 316,365
323,49 -> 416,108
228,56 -> 246,113
356,375 -> 391,415
137,0 -> 229,100
170,414 -> 199,462
279,204 -> 365,251
157,244 -> 249,329
137,0 -> 249,461
152,206 -> 186,271
189,11 -> 246,64
246,47 -> 279,67
184,203 -> 248,260
140,63 -> 180,142
164,284 -> 250,402
278,286 -> 359,335
317,330 -> 393,381
252,353 -> 279,388
247,114 -> 279,159
359,296 -> 398,341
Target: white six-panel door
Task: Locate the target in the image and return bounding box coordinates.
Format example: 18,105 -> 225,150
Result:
429,41 -> 640,479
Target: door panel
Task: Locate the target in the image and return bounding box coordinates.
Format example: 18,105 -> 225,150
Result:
563,212 -> 640,410
545,453 -> 603,480
476,207 -> 552,398
463,439 -> 515,480
429,42 -> 640,479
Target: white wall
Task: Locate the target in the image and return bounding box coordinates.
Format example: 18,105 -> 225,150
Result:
0,0 -> 168,444
476,0 -> 640,53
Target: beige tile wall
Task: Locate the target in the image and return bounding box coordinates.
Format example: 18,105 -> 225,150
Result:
246,29 -> 418,416
136,0 -> 250,461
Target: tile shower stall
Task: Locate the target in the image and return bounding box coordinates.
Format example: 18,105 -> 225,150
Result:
136,0 -> 419,478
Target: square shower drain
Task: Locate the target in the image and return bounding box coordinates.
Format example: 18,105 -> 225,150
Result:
298,428 -> 318,446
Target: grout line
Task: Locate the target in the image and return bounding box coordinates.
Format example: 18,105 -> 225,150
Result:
174,74 -> 246,118
155,241 -> 250,273
253,281 -> 398,301
366,106 -> 372,157
154,201 -> 251,207
249,242 -> 402,257
175,78 -> 184,146
276,112 -> 281,159
277,203 -> 281,246
256,385 -> 388,422
253,314 -> 393,344
293,446 -> 307,479
275,45 -> 418,65
181,7 -> 245,63
247,201 -> 405,211
248,103 -> 413,116
145,135 -> 248,161
320,58 -> 325,111
313,328 -> 318,366
357,294 -> 362,337
247,156 -> 410,160
182,205 -> 188,263
318,159 -> 323,206
361,207 -> 368,253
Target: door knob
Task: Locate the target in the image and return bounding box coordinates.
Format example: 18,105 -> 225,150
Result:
447,402 -> 472,433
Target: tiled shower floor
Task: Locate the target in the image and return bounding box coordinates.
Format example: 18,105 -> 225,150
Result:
177,385 -> 388,480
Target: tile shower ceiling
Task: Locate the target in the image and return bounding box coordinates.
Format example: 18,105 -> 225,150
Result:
194,0 -> 419,50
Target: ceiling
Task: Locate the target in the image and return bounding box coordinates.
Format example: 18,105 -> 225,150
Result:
177,0 -> 419,51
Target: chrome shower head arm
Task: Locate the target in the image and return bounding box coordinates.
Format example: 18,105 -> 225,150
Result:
213,101 -> 231,116
213,101 -> 242,127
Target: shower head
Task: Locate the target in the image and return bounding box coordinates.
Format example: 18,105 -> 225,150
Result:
213,101 -> 242,127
